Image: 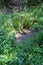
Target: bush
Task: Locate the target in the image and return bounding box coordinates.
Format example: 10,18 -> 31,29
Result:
12,11 -> 35,31
12,4 -> 43,30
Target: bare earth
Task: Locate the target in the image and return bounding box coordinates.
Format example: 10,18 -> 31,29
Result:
15,29 -> 40,43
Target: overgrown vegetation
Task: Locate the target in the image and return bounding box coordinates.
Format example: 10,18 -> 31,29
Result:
0,29 -> 43,65
11,4 -> 43,31
0,0 -> 43,65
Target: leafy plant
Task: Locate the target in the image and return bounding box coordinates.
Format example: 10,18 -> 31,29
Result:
0,12 -> 15,54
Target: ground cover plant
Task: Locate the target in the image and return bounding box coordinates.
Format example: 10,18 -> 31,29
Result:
11,4 -> 43,32
0,30 -> 43,65
0,1 -> 43,65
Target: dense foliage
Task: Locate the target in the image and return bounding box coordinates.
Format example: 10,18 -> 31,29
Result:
0,30 -> 43,65
1,0 -> 43,8
11,4 -> 43,31
0,10 -> 43,65
0,0 -> 43,65
0,12 -> 15,54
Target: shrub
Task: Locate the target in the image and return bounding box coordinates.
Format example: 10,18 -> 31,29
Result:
12,12 -> 34,30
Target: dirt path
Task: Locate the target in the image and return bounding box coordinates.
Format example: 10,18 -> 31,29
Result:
15,29 -> 40,43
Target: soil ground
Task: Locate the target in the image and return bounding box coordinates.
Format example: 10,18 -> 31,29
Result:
15,29 -> 40,42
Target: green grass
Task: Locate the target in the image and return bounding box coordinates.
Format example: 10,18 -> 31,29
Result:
11,4 -> 43,31
0,4 -> 43,65
0,30 -> 43,65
